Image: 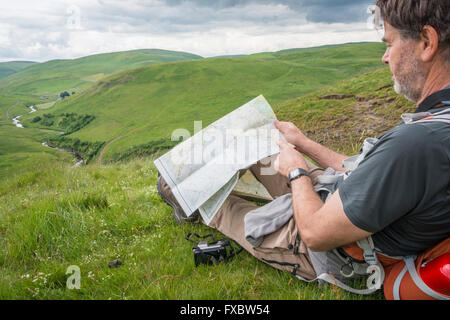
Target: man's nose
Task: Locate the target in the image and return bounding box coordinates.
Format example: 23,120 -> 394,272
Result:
382,48 -> 389,64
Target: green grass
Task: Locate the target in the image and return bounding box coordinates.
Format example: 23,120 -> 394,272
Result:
29,42 -> 387,163
0,121 -> 74,180
0,49 -> 202,99
0,159 -> 383,300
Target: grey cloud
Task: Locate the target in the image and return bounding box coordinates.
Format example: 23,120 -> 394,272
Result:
83,0 -> 301,34
162,0 -> 371,23
32,0 -> 369,36
0,0 -> 378,62
296,1 -> 371,23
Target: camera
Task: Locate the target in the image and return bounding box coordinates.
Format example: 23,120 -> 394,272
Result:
186,233 -> 242,267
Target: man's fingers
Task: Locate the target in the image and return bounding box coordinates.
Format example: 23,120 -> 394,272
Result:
274,119 -> 281,130
273,155 -> 280,172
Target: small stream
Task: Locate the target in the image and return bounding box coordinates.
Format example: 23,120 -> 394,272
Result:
12,115 -> 23,128
11,105 -> 84,168
41,142 -> 84,168
11,106 -> 36,128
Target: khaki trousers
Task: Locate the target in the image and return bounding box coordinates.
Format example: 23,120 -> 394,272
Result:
208,156 -> 325,280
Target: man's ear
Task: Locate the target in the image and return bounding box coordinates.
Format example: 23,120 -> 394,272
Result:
419,25 -> 440,62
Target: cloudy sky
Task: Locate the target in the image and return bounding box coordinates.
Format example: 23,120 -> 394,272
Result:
0,0 -> 384,62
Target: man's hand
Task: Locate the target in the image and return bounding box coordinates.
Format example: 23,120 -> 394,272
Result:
274,120 -> 309,153
275,119 -> 349,172
274,140 -> 308,177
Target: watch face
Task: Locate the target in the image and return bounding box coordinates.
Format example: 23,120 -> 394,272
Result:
289,168 -> 308,181
289,168 -> 300,180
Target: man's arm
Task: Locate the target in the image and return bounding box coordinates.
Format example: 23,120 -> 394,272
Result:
290,176 -> 372,251
274,120 -> 348,172
300,138 -> 349,173
274,140 -> 372,251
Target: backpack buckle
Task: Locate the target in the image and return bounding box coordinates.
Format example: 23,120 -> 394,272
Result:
363,251 -> 379,266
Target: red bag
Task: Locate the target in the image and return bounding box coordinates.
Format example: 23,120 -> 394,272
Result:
383,238 -> 450,300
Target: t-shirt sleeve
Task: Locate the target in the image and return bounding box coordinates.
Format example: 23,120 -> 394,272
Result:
338,125 -> 435,233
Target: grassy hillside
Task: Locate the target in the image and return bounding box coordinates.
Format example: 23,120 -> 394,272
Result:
0,63 -> 416,300
0,49 -> 203,98
0,61 -> 36,80
22,42 -> 387,163
0,121 -> 74,180
274,67 -> 415,156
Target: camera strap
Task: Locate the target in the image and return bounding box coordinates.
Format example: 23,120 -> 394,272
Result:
186,232 -> 216,244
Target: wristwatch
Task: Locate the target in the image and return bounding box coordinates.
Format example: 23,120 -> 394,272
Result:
288,168 -> 310,183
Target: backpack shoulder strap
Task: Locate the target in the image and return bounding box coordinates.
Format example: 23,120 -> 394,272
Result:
416,87 -> 450,113
402,107 -> 450,125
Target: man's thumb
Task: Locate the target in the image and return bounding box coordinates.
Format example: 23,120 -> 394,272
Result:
277,139 -> 289,149
274,119 -> 281,130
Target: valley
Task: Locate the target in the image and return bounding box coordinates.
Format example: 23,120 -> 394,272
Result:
4,42 -> 388,172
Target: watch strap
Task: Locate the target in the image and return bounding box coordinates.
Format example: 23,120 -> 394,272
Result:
288,168 -> 310,182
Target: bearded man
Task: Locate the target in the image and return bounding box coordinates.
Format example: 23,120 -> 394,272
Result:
157,0 -> 450,298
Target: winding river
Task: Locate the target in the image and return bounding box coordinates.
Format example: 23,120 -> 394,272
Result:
11,105 -> 36,128
12,115 -> 23,128
10,105 -> 84,167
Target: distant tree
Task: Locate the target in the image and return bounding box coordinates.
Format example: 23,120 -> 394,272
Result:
72,92 -> 76,95
60,91 -> 70,99
31,116 -> 41,123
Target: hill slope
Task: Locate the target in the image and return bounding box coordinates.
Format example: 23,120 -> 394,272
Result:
24,42 -> 387,163
274,67 -> 415,156
0,61 -> 37,80
0,49 -> 203,98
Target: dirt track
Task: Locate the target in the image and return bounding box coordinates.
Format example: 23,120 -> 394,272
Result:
96,135 -> 124,164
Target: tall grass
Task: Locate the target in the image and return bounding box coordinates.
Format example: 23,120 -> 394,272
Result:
0,159 -> 383,300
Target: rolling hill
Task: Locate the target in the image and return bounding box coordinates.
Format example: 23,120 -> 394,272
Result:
0,49 -> 203,98
20,42 -> 388,163
0,61 -> 37,80
0,49 -> 204,177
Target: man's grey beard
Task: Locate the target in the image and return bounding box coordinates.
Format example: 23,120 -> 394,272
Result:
393,51 -> 425,103
394,77 -> 423,103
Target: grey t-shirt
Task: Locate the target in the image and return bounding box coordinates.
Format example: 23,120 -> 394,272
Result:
338,105 -> 450,257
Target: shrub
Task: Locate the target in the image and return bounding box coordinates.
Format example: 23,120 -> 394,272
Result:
47,136 -> 105,163
31,116 -> 41,123
109,139 -> 178,162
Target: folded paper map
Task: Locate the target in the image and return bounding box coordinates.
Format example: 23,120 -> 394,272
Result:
154,95 -> 282,225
